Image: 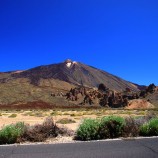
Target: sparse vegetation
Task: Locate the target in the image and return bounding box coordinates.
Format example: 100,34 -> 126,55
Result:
8,114 -> 17,118
63,112 -> 70,115
0,117 -> 73,144
34,112 -> 43,117
70,113 -> 83,117
50,111 -> 58,116
56,118 -> 76,124
20,117 -> 58,142
23,112 -> 35,116
0,108 -> 157,144
18,117 -> 72,142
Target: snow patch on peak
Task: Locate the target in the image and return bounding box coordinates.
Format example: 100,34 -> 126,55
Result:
66,62 -> 72,68
64,59 -> 78,68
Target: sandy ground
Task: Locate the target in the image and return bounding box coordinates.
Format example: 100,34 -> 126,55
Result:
0,109 -> 156,131
0,114 -> 79,131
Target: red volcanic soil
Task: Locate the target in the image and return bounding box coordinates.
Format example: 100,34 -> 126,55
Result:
0,101 -> 55,109
126,99 -> 154,109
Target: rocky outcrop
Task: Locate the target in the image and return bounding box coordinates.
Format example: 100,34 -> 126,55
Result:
63,83 -> 157,108
64,84 -> 138,108
139,84 -> 156,97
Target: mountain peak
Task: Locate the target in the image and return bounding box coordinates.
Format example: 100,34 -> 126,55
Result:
64,59 -> 78,68
9,59 -> 142,92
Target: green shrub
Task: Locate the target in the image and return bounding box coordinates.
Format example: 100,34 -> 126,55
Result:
75,116 -> 158,141
98,116 -> 125,139
0,122 -> 25,144
140,118 -> 158,136
140,123 -> 149,136
75,116 -> 125,141
76,119 -> 100,141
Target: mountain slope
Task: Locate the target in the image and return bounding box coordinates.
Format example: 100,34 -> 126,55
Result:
10,59 -> 141,92
0,59 -> 147,107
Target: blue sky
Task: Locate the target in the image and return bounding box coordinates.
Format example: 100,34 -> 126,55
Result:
0,0 -> 158,85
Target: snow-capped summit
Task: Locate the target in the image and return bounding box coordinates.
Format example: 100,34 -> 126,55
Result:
64,59 -> 78,68
11,59 -> 142,92
64,59 -> 73,68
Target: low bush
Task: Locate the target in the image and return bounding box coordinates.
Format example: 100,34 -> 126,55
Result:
75,116 -> 125,141
57,126 -> 74,136
0,117 -> 74,144
98,116 -> 125,139
50,111 -> 58,116
75,119 -> 100,141
34,112 -> 43,117
140,118 -> 158,136
20,117 -> 58,142
8,114 -> 17,118
123,117 -> 140,137
0,122 -> 25,144
56,118 -> 76,124
19,117 -> 72,142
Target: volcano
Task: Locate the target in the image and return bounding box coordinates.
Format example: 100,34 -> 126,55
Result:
10,59 -> 141,92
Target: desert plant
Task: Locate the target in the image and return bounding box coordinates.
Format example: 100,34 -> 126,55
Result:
134,112 -> 157,127
123,117 -> 140,137
8,114 -> 17,118
57,126 -> 74,136
76,119 -> 100,141
70,114 -> 75,117
34,112 -> 43,117
98,116 -> 125,139
50,111 -> 58,116
63,112 -> 70,115
145,111 -> 157,120
56,118 -> 76,124
140,118 -> 158,136
20,117 -> 58,142
0,122 -> 25,144
19,117 -> 71,142
139,123 -> 149,136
